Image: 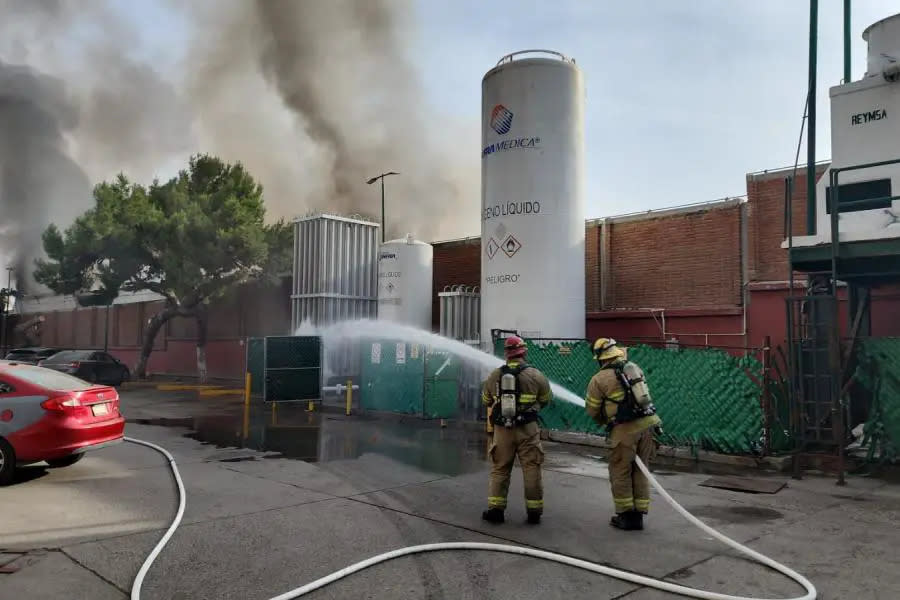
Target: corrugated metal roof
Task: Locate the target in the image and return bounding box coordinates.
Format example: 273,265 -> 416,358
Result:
15,288 -> 165,315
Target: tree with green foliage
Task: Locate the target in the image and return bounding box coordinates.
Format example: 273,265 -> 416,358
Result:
35,155 -> 292,381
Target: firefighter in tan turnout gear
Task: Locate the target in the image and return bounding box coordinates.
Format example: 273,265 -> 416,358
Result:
585,338 -> 662,531
481,336 -> 553,525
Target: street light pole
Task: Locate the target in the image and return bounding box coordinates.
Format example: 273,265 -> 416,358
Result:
0,268 -> 12,355
366,171 -> 399,244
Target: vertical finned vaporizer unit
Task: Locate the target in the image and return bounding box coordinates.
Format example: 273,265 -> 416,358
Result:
291,214 -> 379,330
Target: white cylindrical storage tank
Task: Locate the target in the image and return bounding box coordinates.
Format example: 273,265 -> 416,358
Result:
480,50 -> 585,344
863,13 -> 900,78
378,234 -> 433,330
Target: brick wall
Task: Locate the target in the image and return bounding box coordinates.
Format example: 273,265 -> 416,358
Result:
605,202 -> 744,309
431,237 -> 481,330
585,223 -> 601,312
746,164 -> 829,282
432,202 -> 748,321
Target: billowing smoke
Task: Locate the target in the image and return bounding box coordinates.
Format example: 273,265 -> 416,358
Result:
0,0 -> 478,290
0,58 -> 91,291
182,0 -> 478,240
0,0 -> 192,290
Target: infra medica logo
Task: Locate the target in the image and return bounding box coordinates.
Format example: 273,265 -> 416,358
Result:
490,104 -> 513,134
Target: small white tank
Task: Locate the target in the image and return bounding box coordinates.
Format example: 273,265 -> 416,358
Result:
377,234 -> 433,330
863,13 -> 900,78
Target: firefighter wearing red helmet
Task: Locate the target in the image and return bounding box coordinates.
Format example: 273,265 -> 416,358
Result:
481,335 -> 552,525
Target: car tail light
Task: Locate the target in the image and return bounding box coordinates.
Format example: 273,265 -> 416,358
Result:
41,396 -> 83,411
69,361 -> 81,369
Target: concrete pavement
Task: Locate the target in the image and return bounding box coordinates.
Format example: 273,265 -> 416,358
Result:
1,388 -> 899,599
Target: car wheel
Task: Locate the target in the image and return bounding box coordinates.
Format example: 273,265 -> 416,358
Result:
46,454 -> 84,468
0,438 -> 15,486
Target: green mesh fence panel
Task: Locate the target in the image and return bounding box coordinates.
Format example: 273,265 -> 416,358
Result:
493,338 -> 765,454
424,351 -> 459,419
247,337 -> 263,394
855,337 -> 900,463
765,346 -> 795,453
263,336 -> 322,402
361,340 -> 426,414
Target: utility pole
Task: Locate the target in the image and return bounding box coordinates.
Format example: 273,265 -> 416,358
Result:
806,0 -> 818,235
843,0 -> 851,84
366,171 -> 400,243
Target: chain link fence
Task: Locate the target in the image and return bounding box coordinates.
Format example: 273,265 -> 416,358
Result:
493,337 -> 781,455
854,337 -> 900,464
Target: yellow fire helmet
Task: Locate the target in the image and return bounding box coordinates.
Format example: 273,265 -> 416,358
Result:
592,337 -> 626,362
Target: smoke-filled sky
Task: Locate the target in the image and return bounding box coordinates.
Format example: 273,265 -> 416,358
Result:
0,0 -> 896,285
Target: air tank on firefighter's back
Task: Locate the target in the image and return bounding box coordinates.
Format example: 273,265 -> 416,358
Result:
480,50 -> 586,344
377,234 -> 433,330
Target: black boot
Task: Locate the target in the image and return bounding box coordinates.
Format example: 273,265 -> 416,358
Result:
610,511 -> 642,531
526,511 -> 541,525
632,511 -> 645,531
482,508 -> 505,524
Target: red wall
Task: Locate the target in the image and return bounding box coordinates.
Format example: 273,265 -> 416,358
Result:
112,339 -> 248,379
871,285 -> 900,337
587,308 -> 747,349
22,280 -> 291,381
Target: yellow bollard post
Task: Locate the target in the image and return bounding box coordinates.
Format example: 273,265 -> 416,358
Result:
271,402 -> 277,426
345,379 -> 353,416
307,399 -> 315,412
242,373 -> 251,440
486,404 -> 494,433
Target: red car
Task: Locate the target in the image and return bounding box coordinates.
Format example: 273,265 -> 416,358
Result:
0,360 -> 125,485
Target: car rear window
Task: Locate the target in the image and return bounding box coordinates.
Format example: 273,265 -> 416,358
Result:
43,350 -> 92,363
5,351 -> 35,360
9,365 -> 94,390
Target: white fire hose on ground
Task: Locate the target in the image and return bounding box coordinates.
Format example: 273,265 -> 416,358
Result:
124,436 -> 817,600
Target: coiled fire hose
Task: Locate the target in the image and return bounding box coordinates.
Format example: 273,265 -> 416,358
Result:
125,436 -> 816,600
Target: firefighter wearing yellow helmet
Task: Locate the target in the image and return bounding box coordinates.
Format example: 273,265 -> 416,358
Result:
481,336 -> 553,525
585,337 -> 661,531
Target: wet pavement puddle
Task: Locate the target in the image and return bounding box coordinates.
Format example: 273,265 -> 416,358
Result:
129,405 -> 491,477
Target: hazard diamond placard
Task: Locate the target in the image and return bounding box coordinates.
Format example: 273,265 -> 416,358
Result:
486,237 -> 500,259
501,234 -> 522,258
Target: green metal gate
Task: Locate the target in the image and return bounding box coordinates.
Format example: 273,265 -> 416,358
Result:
263,336 -> 322,403
361,341 -> 425,414
424,351 -> 459,418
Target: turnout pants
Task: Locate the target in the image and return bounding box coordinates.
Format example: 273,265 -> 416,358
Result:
609,427 -> 657,514
487,421 -> 544,514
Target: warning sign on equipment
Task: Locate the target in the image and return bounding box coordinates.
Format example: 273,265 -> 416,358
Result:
501,234 -> 522,258
486,237 -> 500,260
